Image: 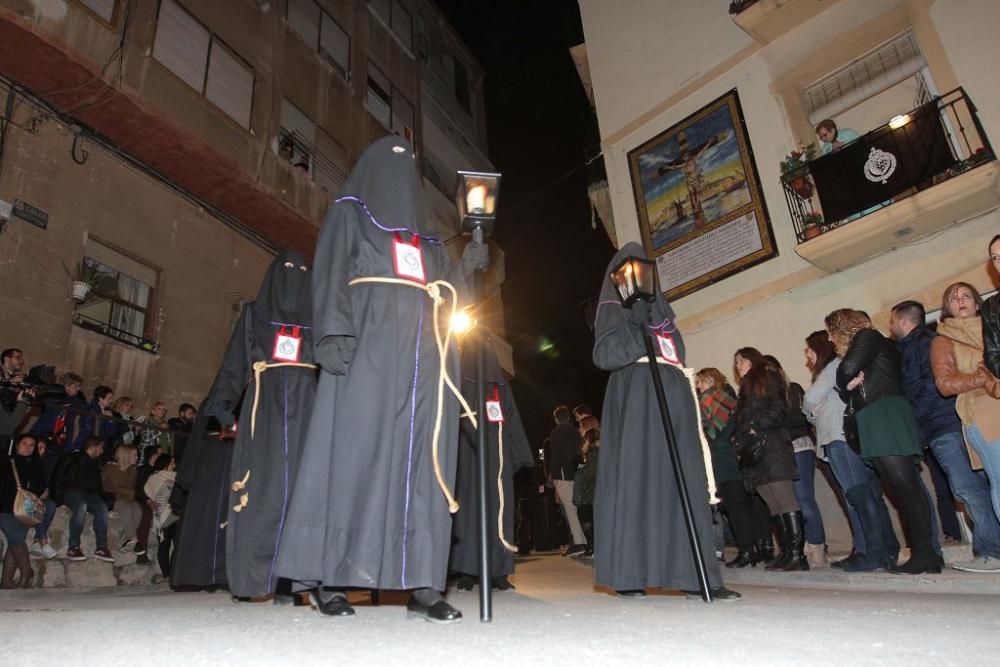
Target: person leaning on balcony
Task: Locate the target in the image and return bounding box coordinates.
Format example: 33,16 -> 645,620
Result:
827,309 -> 941,575
815,119 -> 860,155
933,280 -> 1000,569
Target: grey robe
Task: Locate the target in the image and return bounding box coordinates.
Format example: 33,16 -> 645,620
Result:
277,137 -> 467,591
449,352 -> 534,578
592,242 -> 722,591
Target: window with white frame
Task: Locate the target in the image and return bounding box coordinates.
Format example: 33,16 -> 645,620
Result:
73,240 -> 158,350
286,0 -> 351,80
366,61 -> 392,128
153,0 -> 255,128
368,0 -> 413,54
78,0 -> 116,22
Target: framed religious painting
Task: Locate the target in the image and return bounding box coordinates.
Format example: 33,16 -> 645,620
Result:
627,89 -> 776,300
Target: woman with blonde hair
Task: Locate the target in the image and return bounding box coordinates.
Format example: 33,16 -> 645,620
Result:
102,444 -> 142,553
827,308 -> 939,574
931,281 -> 1000,570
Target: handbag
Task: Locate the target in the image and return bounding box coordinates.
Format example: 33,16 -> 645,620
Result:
10,459 -> 46,527
843,391 -> 862,455
736,432 -> 766,469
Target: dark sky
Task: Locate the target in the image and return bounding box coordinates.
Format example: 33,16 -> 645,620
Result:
434,0 -> 615,444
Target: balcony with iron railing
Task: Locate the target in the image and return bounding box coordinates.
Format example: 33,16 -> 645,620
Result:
782,88 -> 999,272
276,128 -> 349,198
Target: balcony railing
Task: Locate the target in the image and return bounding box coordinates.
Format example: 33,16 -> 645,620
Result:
277,129 -> 348,196
73,313 -> 160,354
784,88 -> 995,244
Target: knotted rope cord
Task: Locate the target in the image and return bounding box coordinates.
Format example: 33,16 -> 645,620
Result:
460,408 -> 518,554
349,276 -> 476,513
637,357 -> 719,504
250,361 -> 317,438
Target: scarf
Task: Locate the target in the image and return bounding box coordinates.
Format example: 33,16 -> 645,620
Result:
698,386 -> 736,441
938,315 -> 1000,447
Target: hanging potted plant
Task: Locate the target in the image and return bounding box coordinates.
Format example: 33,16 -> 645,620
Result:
62,259 -> 110,303
800,211 -> 824,240
780,143 -> 818,199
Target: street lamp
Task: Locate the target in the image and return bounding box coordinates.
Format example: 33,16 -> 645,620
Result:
456,168 -> 501,623
609,256 -> 714,603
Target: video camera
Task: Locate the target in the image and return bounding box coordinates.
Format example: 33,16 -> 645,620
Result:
0,364 -> 66,411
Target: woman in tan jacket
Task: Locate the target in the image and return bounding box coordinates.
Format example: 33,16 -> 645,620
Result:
930,281 -> 1000,542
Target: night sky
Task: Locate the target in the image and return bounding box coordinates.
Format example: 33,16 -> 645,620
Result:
434,0 -> 615,445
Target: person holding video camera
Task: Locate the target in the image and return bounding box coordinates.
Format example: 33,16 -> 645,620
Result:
0,349 -> 32,446
31,372 -> 87,448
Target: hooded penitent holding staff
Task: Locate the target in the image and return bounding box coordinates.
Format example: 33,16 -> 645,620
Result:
194,250 -> 316,601
592,242 -> 739,600
277,136 -> 486,622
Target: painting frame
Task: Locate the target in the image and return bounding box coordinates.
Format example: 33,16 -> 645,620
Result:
627,88 -> 776,301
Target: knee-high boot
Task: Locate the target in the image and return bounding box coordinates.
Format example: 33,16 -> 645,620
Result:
0,548 -> 14,589
765,515 -> 789,570
780,511 -> 809,571
842,484 -> 889,572
11,544 -> 33,588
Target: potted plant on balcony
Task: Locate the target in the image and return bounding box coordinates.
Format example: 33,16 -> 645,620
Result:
800,211 -> 823,241
62,260 -> 110,303
780,143 -> 818,199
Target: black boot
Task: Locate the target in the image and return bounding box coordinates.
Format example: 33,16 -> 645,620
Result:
11,544 -> 34,588
764,516 -> 788,570
754,539 -> 773,566
725,546 -> 756,568
780,511 -> 809,572
889,490 -> 942,575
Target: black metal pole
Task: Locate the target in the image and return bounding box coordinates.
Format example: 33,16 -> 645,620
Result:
639,323 -> 713,603
472,226 -> 492,622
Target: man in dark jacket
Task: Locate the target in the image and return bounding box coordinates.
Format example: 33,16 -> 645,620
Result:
52,436 -> 114,562
548,405 -> 586,556
892,301 -> 1000,572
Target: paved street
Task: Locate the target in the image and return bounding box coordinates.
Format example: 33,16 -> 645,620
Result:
2,554 -> 997,665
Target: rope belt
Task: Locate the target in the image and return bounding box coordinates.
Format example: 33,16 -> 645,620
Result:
349,276 -> 476,513
250,361 -> 317,438
636,357 -> 719,504
461,409 -> 518,554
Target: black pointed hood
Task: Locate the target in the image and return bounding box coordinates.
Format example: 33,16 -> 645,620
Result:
339,136 -> 430,236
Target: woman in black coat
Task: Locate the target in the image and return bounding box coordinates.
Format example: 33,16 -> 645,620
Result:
1,434 -> 46,587
731,348 -> 806,571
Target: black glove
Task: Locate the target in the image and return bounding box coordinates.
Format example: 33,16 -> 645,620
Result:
626,298 -> 652,325
462,240 -> 490,275
314,335 -> 357,375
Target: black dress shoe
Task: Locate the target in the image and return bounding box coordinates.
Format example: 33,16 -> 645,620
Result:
309,590 -> 356,617
455,575 -> 476,591
725,549 -> 756,569
615,589 -> 647,598
684,587 -> 742,601
491,576 -> 515,591
889,555 -> 944,575
406,597 -> 463,624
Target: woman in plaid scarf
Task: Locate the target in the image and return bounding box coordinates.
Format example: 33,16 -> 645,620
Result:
696,368 -> 771,568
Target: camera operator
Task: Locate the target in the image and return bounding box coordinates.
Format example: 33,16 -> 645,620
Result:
0,349 -> 32,446
31,372 -> 87,448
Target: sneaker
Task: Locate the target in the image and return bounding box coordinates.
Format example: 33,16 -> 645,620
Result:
134,543 -> 147,556
120,537 -> 138,553
29,542 -> 43,558
94,547 -> 115,563
40,544 -> 58,560
953,556 -> 1000,573
65,547 -> 86,561
563,544 -> 587,558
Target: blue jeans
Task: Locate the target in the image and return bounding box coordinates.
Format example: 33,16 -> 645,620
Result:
63,490 -> 108,550
928,431 -> 1000,558
964,424 -> 1000,540
794,449 -> 826,544
919,469 -> 943,556
33,499 -> 58,542
0,513 -> 29,546
825,441 -> 871,553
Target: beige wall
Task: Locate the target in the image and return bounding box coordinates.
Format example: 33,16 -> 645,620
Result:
0,109 -> 272,412
580,0 -> 1000,547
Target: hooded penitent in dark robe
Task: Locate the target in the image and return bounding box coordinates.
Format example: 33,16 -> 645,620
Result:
276,136 -> 469,592
450,350 -> 534,578
170,412 -> 232,588
197,250 -> 316,599
592,242 -> 722,592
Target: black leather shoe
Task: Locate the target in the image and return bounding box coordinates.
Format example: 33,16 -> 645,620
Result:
725,549 -> 756,569
889,555 -> 944,575
406,597 -> 463,624
309,590 -> 356,617
616,589 -> 647,598
684,587 -> 742,602
455,576 -> 475,591
491,576 -> 515,591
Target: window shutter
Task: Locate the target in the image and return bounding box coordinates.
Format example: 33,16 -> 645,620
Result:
287,0 -> 320,50
280,98 -> 317,144
152,0 -> 210,92
367,62 -> 391,128
205,40 -> 255,128
320,13 -> 351,77
805,32 -> 926,125
390,1 -> 412,51
80,0 -> 116,22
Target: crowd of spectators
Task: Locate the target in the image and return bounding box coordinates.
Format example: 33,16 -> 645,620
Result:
0,353 -> 199,588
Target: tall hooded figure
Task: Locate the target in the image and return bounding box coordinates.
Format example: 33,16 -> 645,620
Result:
195,249 -> 316,600
592,242 -> 738,600
449,348 -> 534,590
277,136 -> 485,622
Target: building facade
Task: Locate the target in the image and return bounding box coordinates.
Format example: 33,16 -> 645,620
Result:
577,0 -> 1000,546
0,0 -> 494,410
